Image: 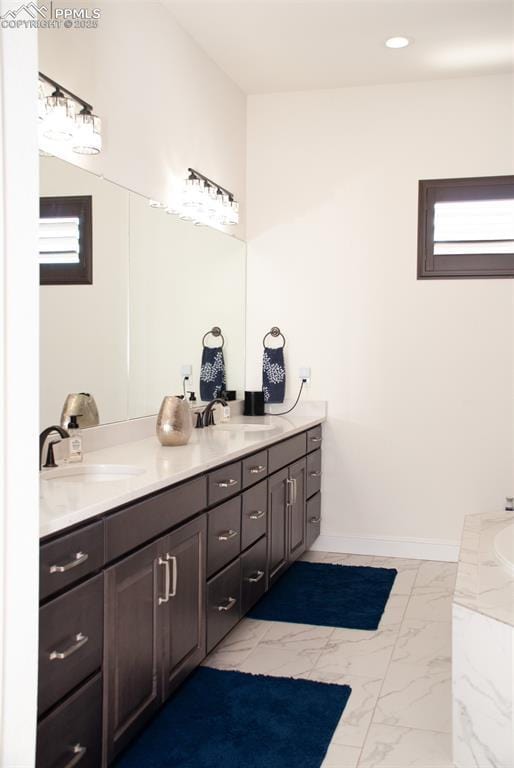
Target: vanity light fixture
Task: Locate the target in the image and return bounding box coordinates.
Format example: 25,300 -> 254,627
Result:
39,72 -> 102,155
385,36 -> 411,49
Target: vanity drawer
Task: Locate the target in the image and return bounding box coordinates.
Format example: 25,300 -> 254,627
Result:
40,521 -> 104,601
242,450 -> 268,489
207,558 -> 241,652
241,536 -> 267,614
306,493 -> 322,550
208,460 -> 242,505
38,574 -> 103,716
307,449 -> 322,498
105,475 -> 207,561
207,496 -> 241,577
241,480 -> 267,550
268,433 -> 306,474
36,673 -> 102,768
306,425 -> 323,452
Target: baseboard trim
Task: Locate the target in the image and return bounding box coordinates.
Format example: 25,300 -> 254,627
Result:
310,533 -> 459,562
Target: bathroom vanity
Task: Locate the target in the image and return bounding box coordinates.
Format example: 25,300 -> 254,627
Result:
37,411 -> 324,767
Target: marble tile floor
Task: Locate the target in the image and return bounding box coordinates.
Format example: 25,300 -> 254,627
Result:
202,551 -> 457,768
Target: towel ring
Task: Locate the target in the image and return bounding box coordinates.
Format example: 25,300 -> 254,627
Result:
262,326 -> 286,349
202,326 -> 225,348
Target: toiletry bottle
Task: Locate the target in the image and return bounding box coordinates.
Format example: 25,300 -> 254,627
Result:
67,415 -> 83,463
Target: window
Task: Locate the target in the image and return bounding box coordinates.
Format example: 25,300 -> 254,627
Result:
417,176 -> 514,279
39,195 -> 92,285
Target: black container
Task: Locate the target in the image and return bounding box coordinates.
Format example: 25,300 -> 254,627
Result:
244,391 -> 265,416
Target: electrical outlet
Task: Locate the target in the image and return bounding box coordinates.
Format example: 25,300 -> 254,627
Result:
299,366 -> 311,383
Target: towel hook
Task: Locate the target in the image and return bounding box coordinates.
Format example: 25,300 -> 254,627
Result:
262,326 -> 286,349
202,326 -> 225,348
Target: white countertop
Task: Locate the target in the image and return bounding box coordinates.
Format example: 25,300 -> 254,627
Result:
454,511 -> 514,627
40,403 -> 326,539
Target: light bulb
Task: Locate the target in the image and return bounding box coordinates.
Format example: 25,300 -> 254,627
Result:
385,36 -> 410,49
73,109 -> 101,155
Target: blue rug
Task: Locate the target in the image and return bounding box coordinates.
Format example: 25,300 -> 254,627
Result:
116,667 -> 351,768
248,561 -> 397,630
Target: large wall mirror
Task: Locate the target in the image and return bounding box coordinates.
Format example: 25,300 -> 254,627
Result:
40,156 -> 246,429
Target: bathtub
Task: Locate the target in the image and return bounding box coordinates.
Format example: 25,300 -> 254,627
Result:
495,521 -> 514,574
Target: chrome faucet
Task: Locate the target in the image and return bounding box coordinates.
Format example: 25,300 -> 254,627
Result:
197,397 -> 228,428
39,425 -> 69,470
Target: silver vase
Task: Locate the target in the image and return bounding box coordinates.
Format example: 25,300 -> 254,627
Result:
156,396 -> 193,446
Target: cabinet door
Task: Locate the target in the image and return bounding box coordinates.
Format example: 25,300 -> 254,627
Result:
162,515 -> 207,699
267,468 -> 289,586
104,537 -> 167,763
288,458 -> 307,562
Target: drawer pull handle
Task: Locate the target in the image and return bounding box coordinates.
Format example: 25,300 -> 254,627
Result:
309,516 -> 321,524
310,436 -> 322,443
158,556 -> 171,604
49,632 -> 88,661
62,744 -> 87,768
217,596 -> 237,612
310,470 -> 322,478
216,479 -> 238,488
246,570 -> 265,584
249,465 -> 266,475
49,551 -> 88,574
166,553 -> 178,598
249,510 -> 265,521
217,529 -> 238,541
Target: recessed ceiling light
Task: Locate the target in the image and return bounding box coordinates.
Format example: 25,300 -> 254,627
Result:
385,36 -> 411,49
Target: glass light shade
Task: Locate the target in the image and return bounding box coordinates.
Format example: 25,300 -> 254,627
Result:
38,82 -> 47,122
183,177 -> 201,207
43,93 -> 75,141
227,200 -> 239,225
73,111 -> 102,155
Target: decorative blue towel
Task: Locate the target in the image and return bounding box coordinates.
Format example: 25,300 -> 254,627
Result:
200,346 -> 226,401
263,346 -> 286,403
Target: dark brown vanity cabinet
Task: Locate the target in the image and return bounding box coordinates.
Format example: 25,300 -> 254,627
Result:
37,423 -> 323,767
104,515 -> 206,762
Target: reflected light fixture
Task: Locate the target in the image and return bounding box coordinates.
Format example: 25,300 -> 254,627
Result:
385,36 -> 411,49
149,169 -> 240,230
39,72 -> 102,155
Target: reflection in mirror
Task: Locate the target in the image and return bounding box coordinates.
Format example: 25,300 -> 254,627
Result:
128,194 -> 246,418
40,156 -> 130,430
40,156 -> 246,430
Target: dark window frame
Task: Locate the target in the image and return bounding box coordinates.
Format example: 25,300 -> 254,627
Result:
417,176 -> 514,280
39,195 -> 93,285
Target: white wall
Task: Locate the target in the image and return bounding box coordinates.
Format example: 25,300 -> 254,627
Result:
0,11 -> 39,767
246,74 -> 514,556
38,0 -> 246,238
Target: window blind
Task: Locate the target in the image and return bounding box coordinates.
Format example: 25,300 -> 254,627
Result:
39,216 -> 80,265
433,199 -> 514,256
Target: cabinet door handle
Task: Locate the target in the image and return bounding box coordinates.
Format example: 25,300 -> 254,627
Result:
158,556 -> 170,604
310,436 -> 322,443
309,516 -> 321,524
49,551 -> 88,574
286,478 -> 294,506
166,553 -> 177,597
217,596 -> 237,612
216,479 -> 238,488
217,529 -> 238,541
61,744 -> 87,768
49,632 -> 88,661
310,470 -> 322,478
292,477 -> 298,505
245,570 -> 265,584
249,465 -> 266,475
249,509 -> 265,520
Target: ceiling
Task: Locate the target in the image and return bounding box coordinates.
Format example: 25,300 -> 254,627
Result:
165,0 -> 514,94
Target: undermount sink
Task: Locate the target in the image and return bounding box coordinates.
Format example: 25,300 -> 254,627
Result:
214,422 -> 276,432
41,464 -> 145,482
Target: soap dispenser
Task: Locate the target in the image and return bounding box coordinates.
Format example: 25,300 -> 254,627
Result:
66,415 -> 83,463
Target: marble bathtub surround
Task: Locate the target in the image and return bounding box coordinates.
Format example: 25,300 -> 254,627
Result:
203,551 -> 457,767
454,511 -> 514,627
452,511 -> 514,768
40,401 -> 327,537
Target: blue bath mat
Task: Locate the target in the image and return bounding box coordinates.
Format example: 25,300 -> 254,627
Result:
116,667 -> 351,768
249,561 -> 397,630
